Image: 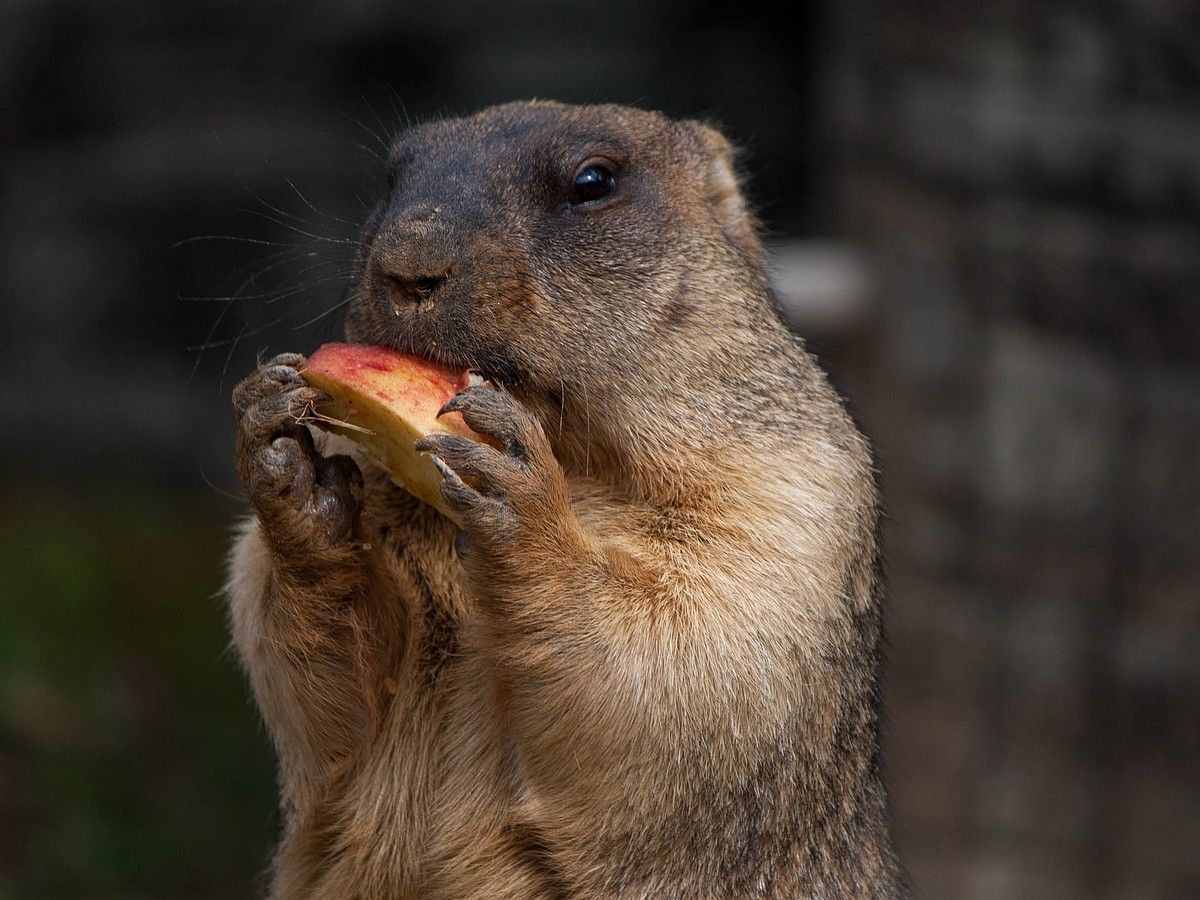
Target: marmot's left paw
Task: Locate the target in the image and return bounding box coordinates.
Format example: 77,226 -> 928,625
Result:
233,353 -> 364,565
414,386 -> 568,556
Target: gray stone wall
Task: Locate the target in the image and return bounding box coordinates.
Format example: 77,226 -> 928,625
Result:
822,3 -> 1200,897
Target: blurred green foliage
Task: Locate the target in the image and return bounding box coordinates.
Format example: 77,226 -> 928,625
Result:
0,484 -> 278,899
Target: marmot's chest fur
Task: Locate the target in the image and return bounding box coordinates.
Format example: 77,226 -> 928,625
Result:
227,100 -> 906,899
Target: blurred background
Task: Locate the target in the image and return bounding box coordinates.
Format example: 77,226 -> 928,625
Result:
2,1 -> 1197,897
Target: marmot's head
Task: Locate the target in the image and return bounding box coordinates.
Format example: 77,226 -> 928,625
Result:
343,101 -> 786,475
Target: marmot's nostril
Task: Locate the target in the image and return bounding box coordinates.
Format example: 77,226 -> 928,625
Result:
386,273 -> 444,306
414,275 -> 443,297
379,261 -> 454,307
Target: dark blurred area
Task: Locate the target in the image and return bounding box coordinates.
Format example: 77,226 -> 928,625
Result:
1,1 -> 1197,898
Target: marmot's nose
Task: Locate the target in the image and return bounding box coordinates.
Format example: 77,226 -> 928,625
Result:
372,207 -> 458,307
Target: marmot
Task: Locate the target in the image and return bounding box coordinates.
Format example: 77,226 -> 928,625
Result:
227,100 -> 906,898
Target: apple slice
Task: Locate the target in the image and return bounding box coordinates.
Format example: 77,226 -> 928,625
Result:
299,342 -> 490,524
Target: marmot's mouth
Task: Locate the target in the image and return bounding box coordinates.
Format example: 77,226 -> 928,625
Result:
378,337 -> 520,394
375,340 -> 490,385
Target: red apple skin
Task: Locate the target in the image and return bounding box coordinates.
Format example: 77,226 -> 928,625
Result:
304,343 -> 471,426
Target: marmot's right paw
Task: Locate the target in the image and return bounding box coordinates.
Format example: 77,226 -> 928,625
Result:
414,385 -> 572,565
234,354 -> 364,559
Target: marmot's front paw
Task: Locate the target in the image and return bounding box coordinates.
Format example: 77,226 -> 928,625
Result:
234,354 -> 364,558
415,387 -> 569,559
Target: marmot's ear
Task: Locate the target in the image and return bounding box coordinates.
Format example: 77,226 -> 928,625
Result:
684,121 -> 762,261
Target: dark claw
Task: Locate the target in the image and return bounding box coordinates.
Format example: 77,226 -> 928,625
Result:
439,386 -> 533,467
263,352 -> 306,369
414,433 -> 463,457
263,363 -> 306,386
437,392 -> 468,419
436,474 -> 515,533
418,433 -> 516,496
440,386 -> 519,440
428,454 -> 482,512
429,452 -> 464,487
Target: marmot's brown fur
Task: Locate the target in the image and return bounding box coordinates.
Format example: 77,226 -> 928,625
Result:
228,100 -> 906,898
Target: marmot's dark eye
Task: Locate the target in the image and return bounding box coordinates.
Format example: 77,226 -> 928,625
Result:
569,163 -> 616,206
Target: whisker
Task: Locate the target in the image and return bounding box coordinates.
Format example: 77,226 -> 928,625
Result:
582,377 -> 591,477
363,93 -> 397,156
219,311 -> 285,388
232,278 -> 342,316
200,246 -> 344,306
340,104 -> 391,159
188,310 -> 284,355
293,293 -> 354,330
181,260 -> 354,304
327,131 -> 386,167
558,375 -> 566,440
170,233 -> 306,251
236,206 -> 359,246
384,85 -> 411,133
222,160 -> 353,242
267,162 -> 361,230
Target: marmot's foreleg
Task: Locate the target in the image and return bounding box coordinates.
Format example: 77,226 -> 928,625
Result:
229,354 -> 382,811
